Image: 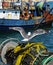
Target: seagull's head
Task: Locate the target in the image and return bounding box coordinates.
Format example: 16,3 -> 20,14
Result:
27,32 -> 31,36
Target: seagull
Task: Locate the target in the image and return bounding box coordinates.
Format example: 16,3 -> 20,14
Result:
9,27 -> 47,41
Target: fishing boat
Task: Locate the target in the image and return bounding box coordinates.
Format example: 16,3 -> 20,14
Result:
0,0 -> 53,30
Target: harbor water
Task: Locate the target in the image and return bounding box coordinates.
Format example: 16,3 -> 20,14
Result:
0,27 -> 53,52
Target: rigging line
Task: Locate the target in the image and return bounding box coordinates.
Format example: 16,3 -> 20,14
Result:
35,7 -> 53,30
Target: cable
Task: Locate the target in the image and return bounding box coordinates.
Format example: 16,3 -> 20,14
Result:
43,55 -> 53,65
0,38 -> 20,49
35,7 -> 53,30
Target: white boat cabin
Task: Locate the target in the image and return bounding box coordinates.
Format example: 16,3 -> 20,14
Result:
0,9 -> 20,19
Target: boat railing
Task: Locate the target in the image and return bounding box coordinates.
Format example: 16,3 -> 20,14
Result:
2,2 -> 21,10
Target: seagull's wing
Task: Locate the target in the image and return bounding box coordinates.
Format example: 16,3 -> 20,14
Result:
9,27 -> 28,38
22,29 -> 46,41
30,29 -> 46,38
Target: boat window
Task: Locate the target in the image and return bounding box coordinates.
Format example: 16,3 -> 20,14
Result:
15,11 -> 17,14
3,11 -> 5,13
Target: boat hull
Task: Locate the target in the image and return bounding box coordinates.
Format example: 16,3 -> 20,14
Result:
0,20 -> 52,31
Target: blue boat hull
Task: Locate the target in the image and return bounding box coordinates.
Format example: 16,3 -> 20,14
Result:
0,14 -> 52,30
0,18 -> 38,30
0,20 -> 52,30
0,19 -> 36,26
